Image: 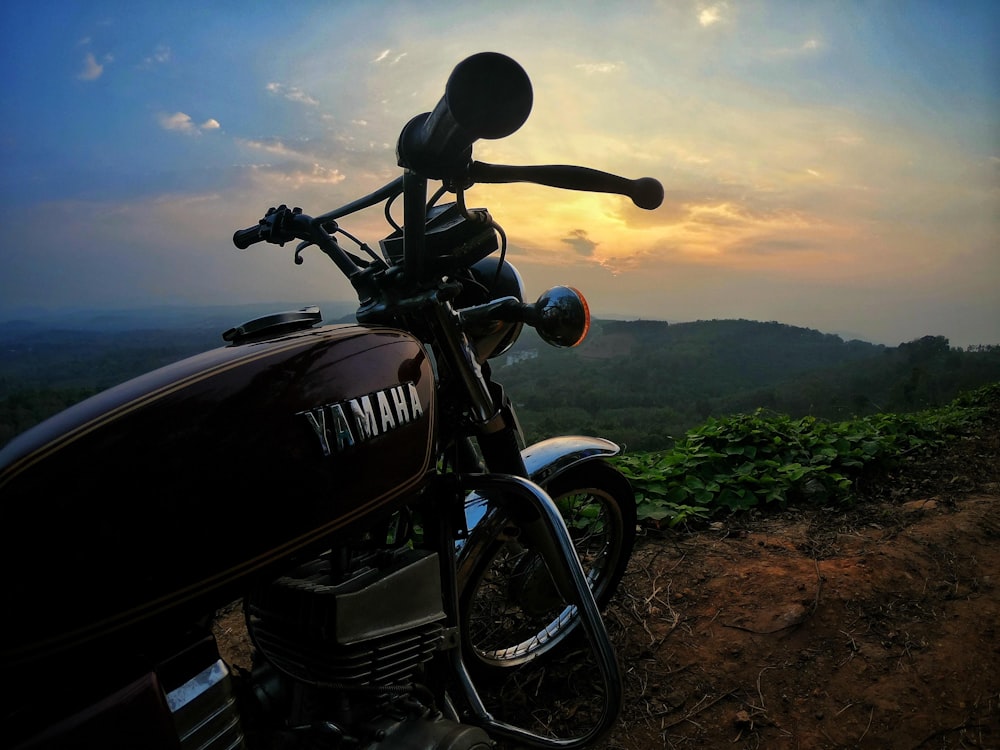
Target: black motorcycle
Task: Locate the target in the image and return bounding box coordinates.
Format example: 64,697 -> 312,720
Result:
1,52 -> 663,749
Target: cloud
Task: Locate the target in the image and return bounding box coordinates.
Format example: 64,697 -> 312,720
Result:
78,52 -> 105,81
829,133 -> 865,146
276,164 -> 347,187
265,82 -> 319,106
373,49 -> 407,65
236,136 -> 347,186
240,163 -> 347,190
562,228 -> 598,256
576,61 -> 625,75
698,3 -> 726,27
238,137 -> 304,158
159,112 -> 194,133
687,202 -> 755,228
767,38 -> 824,58
158,112 -> 221,135
730,237 -> 819,256
143,44 -> 172,66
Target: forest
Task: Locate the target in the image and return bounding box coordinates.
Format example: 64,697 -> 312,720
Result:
496,318 -> 1000,450
1,313 -> 998,451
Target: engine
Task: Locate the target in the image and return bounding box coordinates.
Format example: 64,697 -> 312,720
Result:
239,545 -> 491,750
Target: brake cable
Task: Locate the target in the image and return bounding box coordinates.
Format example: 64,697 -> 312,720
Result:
455,187 -> 508,293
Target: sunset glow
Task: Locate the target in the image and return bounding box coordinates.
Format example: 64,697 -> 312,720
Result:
1,1 -> 997,346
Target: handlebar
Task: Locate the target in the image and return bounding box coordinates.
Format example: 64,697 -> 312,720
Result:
234,53 -> 665,264
232,204 -> 304,250
396,52 -> 533,180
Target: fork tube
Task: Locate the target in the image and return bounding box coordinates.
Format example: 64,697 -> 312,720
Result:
402,170 -> 427,282
429,301 -> 497,425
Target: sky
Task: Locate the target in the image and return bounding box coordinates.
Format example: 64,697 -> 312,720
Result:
1,1 -> 997,347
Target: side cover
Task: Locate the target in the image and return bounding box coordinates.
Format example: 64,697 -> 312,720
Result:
0,324 -> 436,669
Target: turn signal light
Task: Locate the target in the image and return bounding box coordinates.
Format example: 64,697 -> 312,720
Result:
531,286 -> 590,348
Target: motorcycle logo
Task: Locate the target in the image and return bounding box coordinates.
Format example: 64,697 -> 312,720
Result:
298,382 -> 424,456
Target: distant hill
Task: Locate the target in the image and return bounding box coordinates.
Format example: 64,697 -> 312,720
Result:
496,319 -> 1000,450
1,313 -> 998,450
0,302 -> 357,395
0,300 -> 357,333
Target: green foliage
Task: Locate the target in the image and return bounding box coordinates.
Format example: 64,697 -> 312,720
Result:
0,327 -> 219,399
0,324 -> 221,446
613,383 -> 997,526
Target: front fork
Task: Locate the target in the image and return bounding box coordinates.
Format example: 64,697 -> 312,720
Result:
424,291 -> 622,745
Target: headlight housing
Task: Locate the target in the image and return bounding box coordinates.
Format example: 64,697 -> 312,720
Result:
457,257 -> 526,363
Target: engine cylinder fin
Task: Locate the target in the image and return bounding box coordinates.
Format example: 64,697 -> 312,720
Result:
250,619 -> 445,689
246,548 -> 448,692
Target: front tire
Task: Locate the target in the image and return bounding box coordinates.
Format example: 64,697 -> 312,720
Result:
459,461 -> 636,673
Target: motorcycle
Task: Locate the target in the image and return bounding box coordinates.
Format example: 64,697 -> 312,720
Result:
0,52 -> 663,749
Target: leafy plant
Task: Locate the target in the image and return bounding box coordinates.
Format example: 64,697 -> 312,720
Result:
613,383 -> 996,526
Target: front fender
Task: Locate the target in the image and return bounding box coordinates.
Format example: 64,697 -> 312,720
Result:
521,435 -> 620,487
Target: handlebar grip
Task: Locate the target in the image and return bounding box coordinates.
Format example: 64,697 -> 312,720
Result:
233,225 -> 265,250
396,52 -> 533,179
469,162 -> 665,210
630,177 -> 666,210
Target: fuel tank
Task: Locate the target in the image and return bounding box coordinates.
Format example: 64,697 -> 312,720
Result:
0,323 -> 436,668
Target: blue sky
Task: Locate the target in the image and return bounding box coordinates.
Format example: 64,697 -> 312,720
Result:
1,1 -> 997,346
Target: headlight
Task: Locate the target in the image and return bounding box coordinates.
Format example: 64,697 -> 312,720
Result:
458,258 -> 526,363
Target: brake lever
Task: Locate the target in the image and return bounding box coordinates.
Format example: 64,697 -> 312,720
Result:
468,161 -> 663,210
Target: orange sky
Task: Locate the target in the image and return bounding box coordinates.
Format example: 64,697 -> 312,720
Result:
2,1 -> 997,346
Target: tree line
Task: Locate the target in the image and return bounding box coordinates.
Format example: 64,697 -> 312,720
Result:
495,320 -> 1000,451
1,318 -> 998,451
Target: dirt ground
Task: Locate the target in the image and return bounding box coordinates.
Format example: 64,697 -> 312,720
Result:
465,412 -> 1000,749
215,410 -> 1000,749
599,492 -> 999,749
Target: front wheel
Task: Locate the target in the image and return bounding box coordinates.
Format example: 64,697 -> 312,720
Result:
459,461 -> 637,674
